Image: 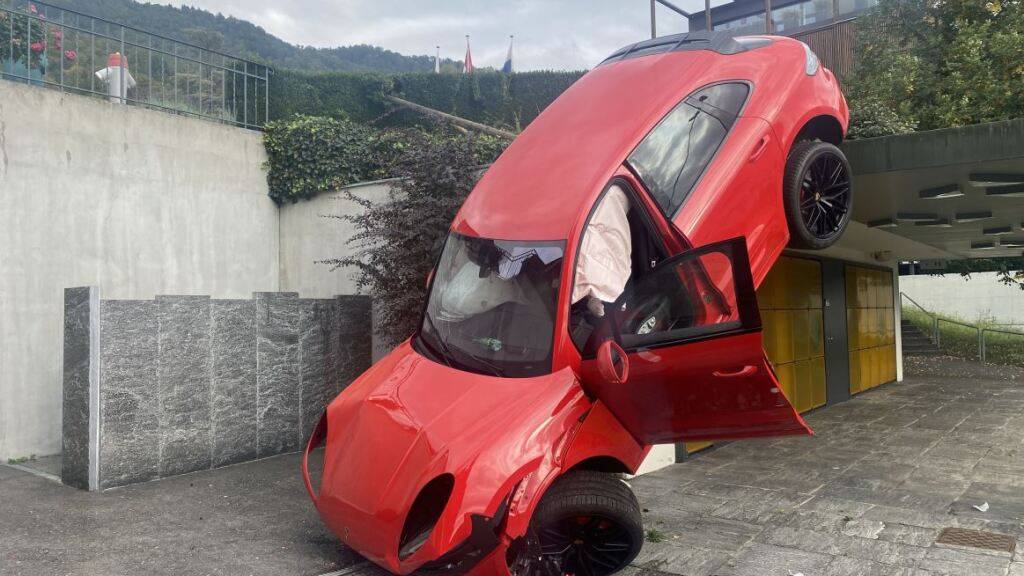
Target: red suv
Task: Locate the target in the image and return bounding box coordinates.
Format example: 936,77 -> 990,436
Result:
303,31 -> 851,576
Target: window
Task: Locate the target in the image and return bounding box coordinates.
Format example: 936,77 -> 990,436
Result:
612,241 -> 748,350
627,83 -> 749,218
570,182 -> 668,356
836,0 -> 879,17
417,233 -> 564,377
574,238 -> 759,355
772,0 -> 834,31
714,13 -> 767,34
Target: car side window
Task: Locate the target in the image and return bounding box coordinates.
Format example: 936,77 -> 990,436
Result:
612,238 -> 759,351
627,83 -> 749,218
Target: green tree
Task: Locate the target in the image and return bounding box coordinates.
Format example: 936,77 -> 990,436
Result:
324,132 -> 487,346
847,0 -> 1024,137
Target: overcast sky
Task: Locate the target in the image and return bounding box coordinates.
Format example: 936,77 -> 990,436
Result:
166,0 -> 729,71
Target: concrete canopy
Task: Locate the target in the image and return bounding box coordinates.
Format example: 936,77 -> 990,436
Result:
842,118 -> 1024,260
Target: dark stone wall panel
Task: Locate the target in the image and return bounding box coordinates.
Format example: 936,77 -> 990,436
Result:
256,293 -> 301,457
211,300 -> 258,467
336,296 -> 373,393
64,291 -> 372,490
99,300 -> 160,489
157,296 -> 213,477
61,287 -> 95,490
299,300 -> 333,443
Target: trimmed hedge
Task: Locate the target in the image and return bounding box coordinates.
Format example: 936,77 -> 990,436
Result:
263,115 -> 506,204
268,69 -> 585,129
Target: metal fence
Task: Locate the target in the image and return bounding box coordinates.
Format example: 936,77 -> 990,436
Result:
900,292 -> 1024,365
0,0 -> 270,129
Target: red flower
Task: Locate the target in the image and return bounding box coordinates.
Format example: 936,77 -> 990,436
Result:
64,49 -> 77,61
28,4 -> 38,14
30,41 -> 45,53
53,29 -> 62,39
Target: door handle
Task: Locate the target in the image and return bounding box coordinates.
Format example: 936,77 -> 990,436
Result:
749,136 -> 770,163
713,365 -> 758,378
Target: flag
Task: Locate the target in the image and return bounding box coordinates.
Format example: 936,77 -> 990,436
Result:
435,46 -> 441,74
502,35 -> 514,74
463,35 -> 474,74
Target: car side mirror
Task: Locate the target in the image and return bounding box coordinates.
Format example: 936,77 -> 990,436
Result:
596,340 -> 629,385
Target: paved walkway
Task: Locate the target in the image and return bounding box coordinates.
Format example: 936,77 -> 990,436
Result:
3,357 -> 1024,575
626,356 -> 1024,576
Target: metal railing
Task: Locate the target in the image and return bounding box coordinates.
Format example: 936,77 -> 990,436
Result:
0,0 -> 270,129
900,292 -> 1024,364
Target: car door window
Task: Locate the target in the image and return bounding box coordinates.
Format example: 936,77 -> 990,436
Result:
627,83 -> 749,218
613,237 -> 759,350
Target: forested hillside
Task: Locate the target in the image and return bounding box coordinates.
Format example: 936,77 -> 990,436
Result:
44,0 -> 458,73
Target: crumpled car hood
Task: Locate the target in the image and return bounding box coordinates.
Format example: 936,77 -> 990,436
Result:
315,340 -> 589,574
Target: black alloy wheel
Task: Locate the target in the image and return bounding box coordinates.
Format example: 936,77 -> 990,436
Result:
509,471 -> 643,576
784,139 -> 853,250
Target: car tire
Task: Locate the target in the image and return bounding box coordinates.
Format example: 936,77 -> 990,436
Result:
511,471 -> 644,576
784,139 -> 853,250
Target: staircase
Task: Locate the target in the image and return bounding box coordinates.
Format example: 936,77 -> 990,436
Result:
901,319 -> 941,356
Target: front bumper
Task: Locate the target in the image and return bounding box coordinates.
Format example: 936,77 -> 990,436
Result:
301,413 -> 506,575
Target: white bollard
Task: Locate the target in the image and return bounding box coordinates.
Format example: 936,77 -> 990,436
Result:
94,52 -> 136,104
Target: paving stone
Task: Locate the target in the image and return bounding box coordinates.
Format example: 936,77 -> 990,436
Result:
877,523 -> 940,548
629,358 -> 1024,575
797,496 -> 876,519
823,555 -> 922,576
713,543 -> 833,576
916,546 -> 1011,575
840,519 -> 886,539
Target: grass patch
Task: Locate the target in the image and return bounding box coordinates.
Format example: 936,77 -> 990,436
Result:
902,308 -> 1024,367
645,528 -> 668,543
7,454 -> 36,465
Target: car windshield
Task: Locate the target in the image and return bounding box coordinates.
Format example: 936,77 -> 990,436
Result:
416,232 -> 565,378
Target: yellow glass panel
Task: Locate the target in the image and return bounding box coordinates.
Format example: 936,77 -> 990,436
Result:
762,309 -> 780,363
880,272 -> 894,308
849,350 -> 861,394
859,270 -> 870,309
777,311 -> 795,364
757,264 -> 777,310
771,258 -> 793,309
875,269 -> 885,308
776,362 -> 796,403
885,344 -> 896,382
792,309 -> 810,361
809,309 -> 824,358
870,346 -> 882,388
811,356 -> 826,408
845,267 -> 858,307
795,360 -> 813,413
807,263 -> 823,309
686,441 -> 713,454
847,308 -> 860,350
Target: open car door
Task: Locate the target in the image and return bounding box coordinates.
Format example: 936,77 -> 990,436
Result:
580,237 -> 810,444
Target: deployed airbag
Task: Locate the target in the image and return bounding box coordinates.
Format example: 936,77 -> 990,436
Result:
572,185 -> 632,315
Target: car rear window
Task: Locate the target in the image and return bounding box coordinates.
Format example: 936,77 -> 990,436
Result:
627,82 -> 750,218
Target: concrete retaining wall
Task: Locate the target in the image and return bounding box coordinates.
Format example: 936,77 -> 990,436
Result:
62,288 -> 371,490
0,81 -> 280,460
901,272 -> 1024,329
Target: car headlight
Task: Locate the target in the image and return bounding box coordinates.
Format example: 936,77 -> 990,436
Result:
399,473 -> 455,559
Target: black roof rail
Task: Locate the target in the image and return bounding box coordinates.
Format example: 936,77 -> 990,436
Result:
599,31 -> 772,66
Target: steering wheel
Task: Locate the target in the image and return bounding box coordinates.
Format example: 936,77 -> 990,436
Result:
617,294 -> 671,336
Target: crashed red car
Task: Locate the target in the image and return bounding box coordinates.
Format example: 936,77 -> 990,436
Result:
303,31 -> 851,576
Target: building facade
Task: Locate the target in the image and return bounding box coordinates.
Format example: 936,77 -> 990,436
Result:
687,0 -> 878,78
